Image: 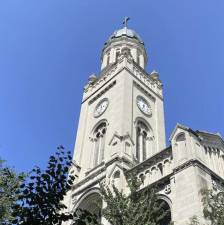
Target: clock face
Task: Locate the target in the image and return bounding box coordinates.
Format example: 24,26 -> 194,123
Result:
136,96 -> 152,116
94,98 -> 109,118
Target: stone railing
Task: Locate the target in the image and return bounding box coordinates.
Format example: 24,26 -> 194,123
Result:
126,147 -> 173,189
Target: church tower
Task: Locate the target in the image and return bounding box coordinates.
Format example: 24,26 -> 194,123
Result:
65,19 -> 224,225
73,19 -> 166,180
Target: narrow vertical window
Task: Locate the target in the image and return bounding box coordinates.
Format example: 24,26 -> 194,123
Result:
107,53 -> 110,66
116,48 -> 120,62
136,120 -> 152,162
93,122 -> 107,167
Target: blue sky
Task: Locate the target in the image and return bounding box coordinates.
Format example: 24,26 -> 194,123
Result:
0,0 -> 224,172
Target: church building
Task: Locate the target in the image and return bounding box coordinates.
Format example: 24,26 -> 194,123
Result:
64,20 -> 224,225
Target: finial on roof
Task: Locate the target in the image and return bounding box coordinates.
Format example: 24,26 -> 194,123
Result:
150,70 -> 160,80
151,70 -> 158,74
123,17 -> 130,28
88,74 -> 97,85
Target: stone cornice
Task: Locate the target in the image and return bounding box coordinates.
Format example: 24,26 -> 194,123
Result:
173,158 -> 224,183
83,64 -> 120,99
133,80 -> 156,101
83,55 -> 163,102
104,155 -> 134,168
73,164 -> 106,190
88,80 -> 116,105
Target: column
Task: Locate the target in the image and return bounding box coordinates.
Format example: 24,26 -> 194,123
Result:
217,149 -> 222,176
94,138 -> 100,167
99,134 -> 105,163
146,136 -> 154,158
90,138 -> 96,169
139,54 -> 145,69
220,152 -> 224,178
101,54 -> 108,70
136,129 -> 140,161
109,48 -> 116,64
130,48 -> 137,62
138,131 -> 143,162
144,170 -> 150,185
143,134 -> 147,161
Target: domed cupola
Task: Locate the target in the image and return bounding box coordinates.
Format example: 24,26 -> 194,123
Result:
101,17 -> 148,71
107,27 -> 144,44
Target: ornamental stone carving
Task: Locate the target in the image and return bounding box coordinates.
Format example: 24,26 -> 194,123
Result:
164,184 -> 171,194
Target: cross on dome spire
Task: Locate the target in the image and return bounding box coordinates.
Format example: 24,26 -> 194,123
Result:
123,17 -> 130,28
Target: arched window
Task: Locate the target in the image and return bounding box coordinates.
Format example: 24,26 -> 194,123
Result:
113,170 -> 121,179
175,133 -> 187,162
107,52 -> 110,66
139,173 -> 145,184
176,133 -> 186,142
116,48 -> 121,61
93,122 -> 107,167
136,120 -> 154,162
156,199 -> 172,225
77,192 -> 102,223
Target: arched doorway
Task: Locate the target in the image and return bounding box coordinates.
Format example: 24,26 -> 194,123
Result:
76,192 -> 102,223
157,199 -> 172,225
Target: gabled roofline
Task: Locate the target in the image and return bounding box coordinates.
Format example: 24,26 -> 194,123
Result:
169,123 -> 199,141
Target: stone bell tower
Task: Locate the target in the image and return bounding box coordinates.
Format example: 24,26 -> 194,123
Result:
64,19 -> 166,222
73,18 -> 165,179
63,19 -> 224,225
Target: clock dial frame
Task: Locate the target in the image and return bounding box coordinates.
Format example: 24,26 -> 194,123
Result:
136,95 -> 152,116
94,98 -> 109,118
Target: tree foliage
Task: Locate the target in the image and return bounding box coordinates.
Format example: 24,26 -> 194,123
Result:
1,146 -> 173,225
12,146 -> 76,225
0,159 -> 25,225
188,216 -> 200,225
72,209 -> 99,225
201,188 -> 224,225
100,175 -> 171,225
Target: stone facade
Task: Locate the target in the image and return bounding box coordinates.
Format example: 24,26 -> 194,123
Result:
64,24 -> 224,225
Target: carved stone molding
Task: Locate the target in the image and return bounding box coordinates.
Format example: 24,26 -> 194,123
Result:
87,80 -> 116,105
133,80 -> 156,101
212,177 -> 224,192
164,184 -> 171,194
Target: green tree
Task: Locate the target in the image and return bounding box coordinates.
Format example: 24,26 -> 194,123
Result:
9,146 -> 172,225
12,146 -> 76,225
100,176 -> 171,225
201,188 -> 224,225
188,216 -> 200,225
72,209 -> 99,225
0,159 -> 25,225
